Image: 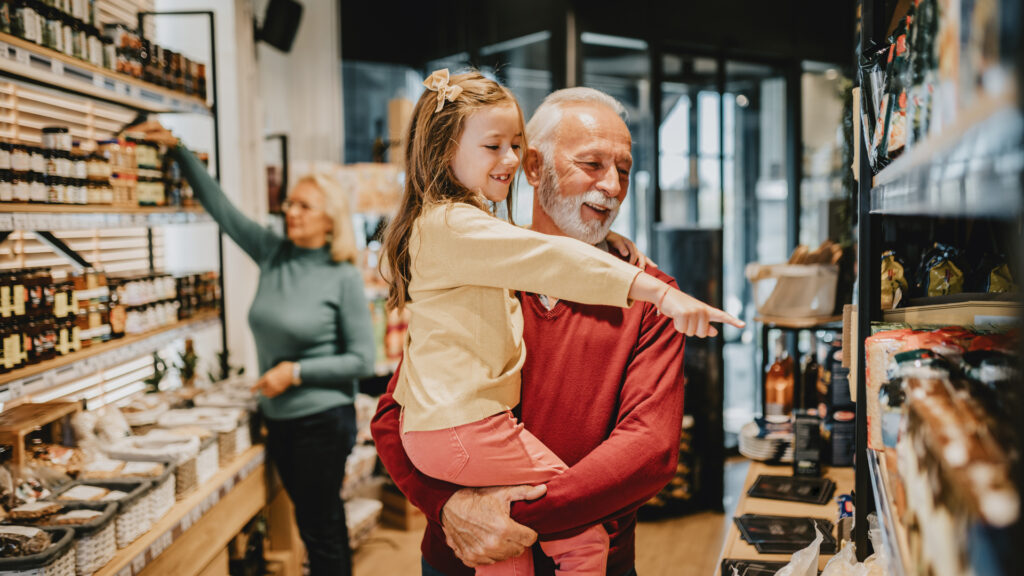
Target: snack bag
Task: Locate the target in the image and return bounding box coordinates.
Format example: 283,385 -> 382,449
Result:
880,250 -> 908,310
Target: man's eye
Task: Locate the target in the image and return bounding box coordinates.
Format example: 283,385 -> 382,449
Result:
584,162 -> 600,169
618,169 -> 630,176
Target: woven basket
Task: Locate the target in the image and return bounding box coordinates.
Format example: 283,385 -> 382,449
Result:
196,436 -> 219,486
49,480 -> 153,550
109,460 -> 176,524
0,527 -> 76,576
33,503 -> 116,576
216,416 -> 252,466
174,456 -> 198,499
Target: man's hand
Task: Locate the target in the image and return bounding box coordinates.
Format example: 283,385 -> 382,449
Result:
251,361 -> 296,398
606,230 -> 657,269
441,485 -> 547,567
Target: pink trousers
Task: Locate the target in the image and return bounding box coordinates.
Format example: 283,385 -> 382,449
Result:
402,411 -> 609,576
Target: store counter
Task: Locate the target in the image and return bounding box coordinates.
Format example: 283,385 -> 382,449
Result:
715,461 -> 854,575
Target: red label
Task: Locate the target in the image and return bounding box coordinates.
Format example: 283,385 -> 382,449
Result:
897,34 -> 907,55
899,91 -> 907,109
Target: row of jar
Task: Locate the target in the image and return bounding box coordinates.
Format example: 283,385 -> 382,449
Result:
0,267 -> 78,320
3,0 -> 113,71
0,172 -> 116,205
0,142 -> 109,181
0,315 -> 81,371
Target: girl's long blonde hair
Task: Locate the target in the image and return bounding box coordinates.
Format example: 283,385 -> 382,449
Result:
295,171 -> 358,264
382,71 -> 526,310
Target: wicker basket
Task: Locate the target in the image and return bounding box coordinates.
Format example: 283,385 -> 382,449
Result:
196,436 -> 219,486
50,480 -> 153,550
108,460 -> 177,525
174,456 -> 199,500
33,503 -> 116,576
0,527 -> 76,576
216,415 -> 252,466
345,498 -> 382,550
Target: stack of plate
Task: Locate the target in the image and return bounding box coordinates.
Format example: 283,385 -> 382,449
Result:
738,418 -> 794,463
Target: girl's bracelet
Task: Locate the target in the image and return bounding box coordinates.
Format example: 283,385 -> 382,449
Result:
656,286 -> 671,310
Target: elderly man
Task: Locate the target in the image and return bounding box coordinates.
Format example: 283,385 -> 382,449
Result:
371,87 -> 686,576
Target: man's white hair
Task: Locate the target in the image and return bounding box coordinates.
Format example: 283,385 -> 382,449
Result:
525,87 -> 628,161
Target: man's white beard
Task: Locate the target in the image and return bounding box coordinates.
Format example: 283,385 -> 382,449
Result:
537,164 -> 621,245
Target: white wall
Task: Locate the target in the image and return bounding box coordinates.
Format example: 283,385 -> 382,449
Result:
156,0 -> 265,379
257,0 -> 344,169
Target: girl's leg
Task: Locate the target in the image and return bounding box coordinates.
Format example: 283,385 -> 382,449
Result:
403,411 -> 608,575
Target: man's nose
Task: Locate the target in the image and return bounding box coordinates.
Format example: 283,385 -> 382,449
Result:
595,165 -> 621,197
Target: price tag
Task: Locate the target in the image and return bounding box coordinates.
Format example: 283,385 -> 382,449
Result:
0,214 -> 13,231
15,48 -> 29,67
0,42 -> 10,58
51,60 -> 63,75
93,73 -> 105,88
9,381 -> 24,400
12,213 -> 27,230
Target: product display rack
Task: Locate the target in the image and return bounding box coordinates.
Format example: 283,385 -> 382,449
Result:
755,315 -> 843,417
0,31 -> 211,115
854,0 -> 1024,569
0,9 -> 228,381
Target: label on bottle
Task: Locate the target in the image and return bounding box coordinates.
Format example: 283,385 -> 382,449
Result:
12,284 -> 25,316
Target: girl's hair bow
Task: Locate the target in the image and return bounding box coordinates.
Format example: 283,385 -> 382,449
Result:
422,68 -> 463,113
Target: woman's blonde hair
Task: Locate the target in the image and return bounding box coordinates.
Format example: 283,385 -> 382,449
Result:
381,70 -> 526,310
295,171 -> 358,264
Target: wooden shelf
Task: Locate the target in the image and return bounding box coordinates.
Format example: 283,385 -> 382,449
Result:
0,204 -> 212,231
881,300 -> 1022,329
0,32 -> 210,115
755,315 -> 843,329
870,86 -> 1022,220
0,311 -> 220,394
715,462 -> 855,575
94,445 -> 267,576
0,400 -> 79,465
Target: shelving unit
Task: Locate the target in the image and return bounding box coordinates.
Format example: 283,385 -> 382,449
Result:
0,205 -> 212,231
0,32 -> 210,115
0,311 -> 220,404
854,0 -> 1024,569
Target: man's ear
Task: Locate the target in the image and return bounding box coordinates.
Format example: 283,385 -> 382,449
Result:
522,147 -> 543,187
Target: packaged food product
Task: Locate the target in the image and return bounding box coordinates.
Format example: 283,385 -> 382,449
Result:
0,526 -> 51,557
968,253 -> 1017,294
880,250 -> 908,310
7,502 -> 61,521
915,243 -> 964,298
865,328 -> 916,450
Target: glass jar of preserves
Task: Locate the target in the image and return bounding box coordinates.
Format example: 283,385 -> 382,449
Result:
12,1 -> 40,45
0,141 -> 11,171
28,146 -> 45,175
11,143 -> 30,174
40,6 -> 61,52
41,126 -> 71,152
12,171 -> 29,203
29,172 -> 47,203
0,170 -> 12,203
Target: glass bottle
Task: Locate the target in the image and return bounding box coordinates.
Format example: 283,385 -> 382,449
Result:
765,334 -> 795,423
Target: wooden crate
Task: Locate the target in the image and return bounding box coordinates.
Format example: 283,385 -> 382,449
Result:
380,484 -> 426,532
0,401 -> 80,466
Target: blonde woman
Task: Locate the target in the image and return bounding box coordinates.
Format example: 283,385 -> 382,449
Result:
129,122 -> 374,576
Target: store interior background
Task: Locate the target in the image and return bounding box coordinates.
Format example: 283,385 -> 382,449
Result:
339,0 -> 855,451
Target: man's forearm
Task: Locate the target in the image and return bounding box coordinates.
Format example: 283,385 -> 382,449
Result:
370,379 -> 459,523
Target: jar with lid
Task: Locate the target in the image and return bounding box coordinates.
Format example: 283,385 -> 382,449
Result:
3,318 -> 24,369
0,171 -> 12,202
101,34 -> 115,71
60,13 -> 73,58
72,17 -> 87,60
29,172 -> 46,203
12,1 -> 40,44
41,126 -> 71,152
87,25 -> 102,67
75,178 -> 88,204
28,146 -> 45,175
0,1 -> 11,35
44,174 -> 59,204
71,150 -> 87,180
10,144 -> 29,174
0,141 -> 11,171
40,6 -> 61,52
12,171 -> 29,202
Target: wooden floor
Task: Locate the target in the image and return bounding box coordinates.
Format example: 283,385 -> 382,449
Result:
352,460 -> 749,575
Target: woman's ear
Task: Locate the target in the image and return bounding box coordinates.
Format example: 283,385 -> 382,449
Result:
522,147 -> 543,187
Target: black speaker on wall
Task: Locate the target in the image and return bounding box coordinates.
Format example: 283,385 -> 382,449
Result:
259,0 -> 304,53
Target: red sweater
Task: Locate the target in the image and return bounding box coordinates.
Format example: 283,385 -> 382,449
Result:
371,265 -> 686,576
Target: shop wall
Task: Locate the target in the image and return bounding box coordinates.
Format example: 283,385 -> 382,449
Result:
155,0 -> 266,379
257,0 -> 344,166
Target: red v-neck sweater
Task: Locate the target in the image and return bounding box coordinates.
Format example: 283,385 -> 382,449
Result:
371,265 -> 686,576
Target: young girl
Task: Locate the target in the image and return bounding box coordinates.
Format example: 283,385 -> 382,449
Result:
383,69 -> 743,576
